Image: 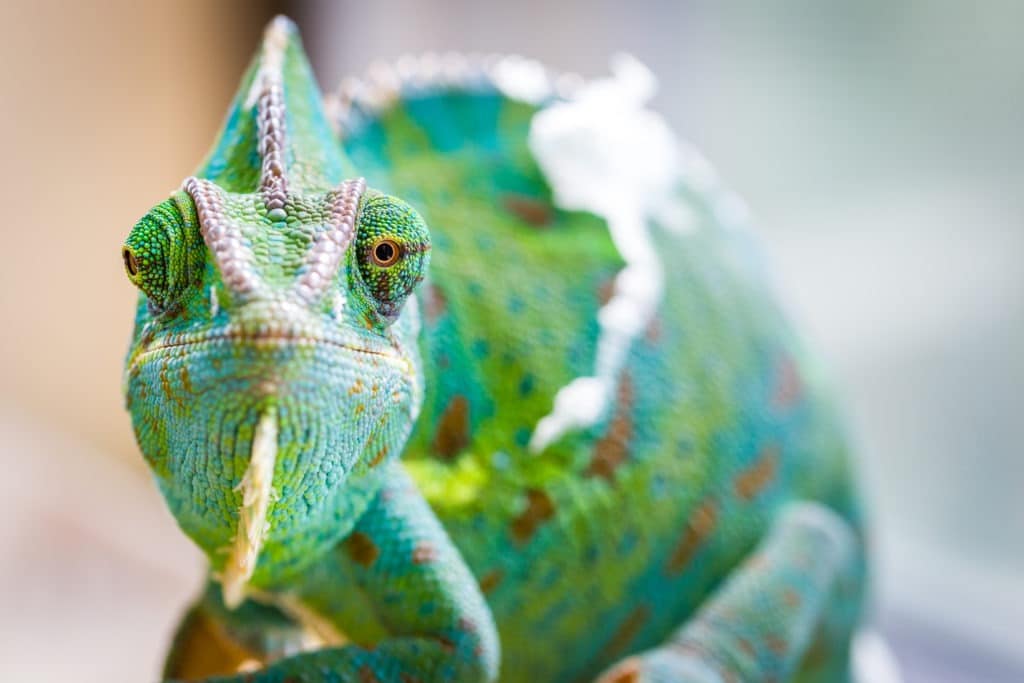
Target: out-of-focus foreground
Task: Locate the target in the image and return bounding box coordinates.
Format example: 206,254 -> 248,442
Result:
1,1 -> 1020,681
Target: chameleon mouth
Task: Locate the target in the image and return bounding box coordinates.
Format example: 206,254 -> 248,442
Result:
129,327 -> 404,367
220,406 -> 278,609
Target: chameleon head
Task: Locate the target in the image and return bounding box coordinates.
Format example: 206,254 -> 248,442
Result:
120,17 -> 429,605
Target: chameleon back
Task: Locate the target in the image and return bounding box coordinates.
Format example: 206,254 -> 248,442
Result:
324,57 -> 862,681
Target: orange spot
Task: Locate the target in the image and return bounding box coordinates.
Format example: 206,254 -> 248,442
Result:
595,656 -> 643,683
348,379 -> 364,395
432,395 -> 470,460
772,355 -> 803,409
765,634 -> 788,656
603,605 -> 651,660
502,193 -> 553,227
159,363 -> 173,401
586,375 -> 634,481
665,499 -> 718,574
510,489 -> 556,544
734,446 -> 780,501
180,366 -> 194,395
368,444 -> 389,468
598,277 -> 616,305
478,569 -> 505,595
433,634 -> 456,653
343,532 -> 380,567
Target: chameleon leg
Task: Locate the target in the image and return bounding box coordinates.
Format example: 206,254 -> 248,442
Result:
163,582 -> 312,681
791,526 -> 865,683
168,461 -> 499,683
596,502 -> 861,683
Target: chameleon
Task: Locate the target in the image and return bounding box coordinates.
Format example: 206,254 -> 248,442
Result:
122,15 -> 873,683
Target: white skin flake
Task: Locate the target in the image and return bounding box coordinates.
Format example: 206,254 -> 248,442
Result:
222,408 -> 278,609
491,56 -> 553,104
527,54 -> 690,454
209,284 -> 220,318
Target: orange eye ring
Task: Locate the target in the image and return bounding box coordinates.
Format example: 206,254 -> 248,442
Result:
123,247 -> 140,277
370,239 -> 401,267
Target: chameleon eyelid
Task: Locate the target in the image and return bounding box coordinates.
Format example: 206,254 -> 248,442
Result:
122,246 -> 140,278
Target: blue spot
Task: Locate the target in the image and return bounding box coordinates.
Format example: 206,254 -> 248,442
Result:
518,373 -> 535,396
472,339 -> 490,358
618,530 -> 639,554
650,474 -> 668,499
514,428 -> 531,449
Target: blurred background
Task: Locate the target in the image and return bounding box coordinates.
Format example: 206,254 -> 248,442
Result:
1,1 -> 1020,680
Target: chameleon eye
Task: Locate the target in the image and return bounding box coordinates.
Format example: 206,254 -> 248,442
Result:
353,194 -> 431,322
121,191 -> 204,310
371,239 -> 401,267
123,246 -> 140,278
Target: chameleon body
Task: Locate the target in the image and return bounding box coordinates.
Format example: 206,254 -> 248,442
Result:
123,17 -> 866,683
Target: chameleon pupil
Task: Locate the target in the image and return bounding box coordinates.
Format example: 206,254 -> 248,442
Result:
123,247 -> 139,277
372,240 -> 400,267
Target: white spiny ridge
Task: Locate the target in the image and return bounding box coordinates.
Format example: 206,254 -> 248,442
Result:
327,53 -> 574,141
292,177 -> 366,305
250,17 -> 291,218
184,177 -> 262,297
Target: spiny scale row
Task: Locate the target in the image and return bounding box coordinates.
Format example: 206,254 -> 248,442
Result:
253,14 -> 291,219
293,178 -> 366,305
184,177 -> 262,296
257,84 -> 289,214
326,53 -> 585,140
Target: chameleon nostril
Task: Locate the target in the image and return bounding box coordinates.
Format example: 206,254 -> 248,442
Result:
122,246 -> 139,277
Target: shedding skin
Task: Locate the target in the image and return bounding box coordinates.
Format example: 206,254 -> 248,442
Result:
222,408 -> 278,609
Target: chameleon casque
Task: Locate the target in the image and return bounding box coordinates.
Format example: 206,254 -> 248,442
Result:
122,16 -> 872,683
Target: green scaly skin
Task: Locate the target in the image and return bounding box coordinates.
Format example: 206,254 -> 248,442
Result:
123,17 -> 866,683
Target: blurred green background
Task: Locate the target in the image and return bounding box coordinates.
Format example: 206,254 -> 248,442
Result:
1,1 -> 1020,680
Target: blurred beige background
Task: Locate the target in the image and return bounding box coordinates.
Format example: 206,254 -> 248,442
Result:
1,1 -> 1021,681
0,1 -> 278,679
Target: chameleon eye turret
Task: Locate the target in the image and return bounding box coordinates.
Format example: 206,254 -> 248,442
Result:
353,193 -> 431,321
121,191 -> 202,310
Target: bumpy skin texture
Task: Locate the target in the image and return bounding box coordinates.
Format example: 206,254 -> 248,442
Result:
123,17 -> 865,683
